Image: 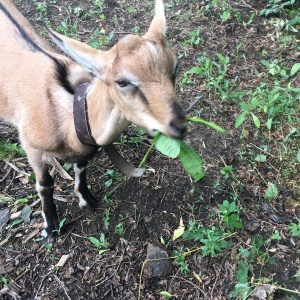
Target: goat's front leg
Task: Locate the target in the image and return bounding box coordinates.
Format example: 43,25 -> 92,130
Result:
27,150 -> 59,239
74,161 -> 97,209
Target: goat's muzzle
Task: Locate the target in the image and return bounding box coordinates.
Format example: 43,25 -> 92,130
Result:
168,101 -> 187,139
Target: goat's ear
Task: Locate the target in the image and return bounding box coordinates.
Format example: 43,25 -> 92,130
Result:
47,27 -> 111,77
145,0 -> 166,38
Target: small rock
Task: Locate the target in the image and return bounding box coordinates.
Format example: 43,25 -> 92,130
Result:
249,284 -> 276,300
143,243 -> 173,278
244,220 -> 260,233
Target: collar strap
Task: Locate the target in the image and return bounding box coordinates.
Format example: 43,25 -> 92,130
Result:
73,83 -> 98,146
73,83 -> 144,178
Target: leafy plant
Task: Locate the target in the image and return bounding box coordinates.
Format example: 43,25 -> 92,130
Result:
181,27 -> 202,47
54,218 -> 66,235
264,182 -> 279,200
182,221 -> 231,257
159,291 -> 174,298
103,209 -> 110,230
288,220 -> 300,237
230,261 -> 251,299
173,249 -> 190,274
219,200 -> 243,231
186,54 -> 232,100
115,214 -> 125,235
89,232 -> 108,254
260,0 -> 296,16
1,276 -> 8,285
44,242 -> 53,253
235,78 -> 300,130
56,20 -> 78,38
0,140 -> 25,160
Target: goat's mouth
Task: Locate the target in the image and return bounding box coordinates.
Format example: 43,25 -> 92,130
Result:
150,122 -> 187,140
169,121 -> 187,139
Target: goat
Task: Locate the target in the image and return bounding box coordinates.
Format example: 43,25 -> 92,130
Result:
0,0 -> 187,238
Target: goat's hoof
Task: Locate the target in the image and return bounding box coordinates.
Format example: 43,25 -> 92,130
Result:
40,229 -> 55,244
79,191 -> 98,210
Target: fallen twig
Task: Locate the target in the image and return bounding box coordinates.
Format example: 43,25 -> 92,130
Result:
49,157 -> 73,180
4,160 -> 29,177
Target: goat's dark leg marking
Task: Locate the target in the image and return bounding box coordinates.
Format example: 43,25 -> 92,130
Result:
25,148 -> 59,238
36,168 -> 59,236
74,161 -> 97,209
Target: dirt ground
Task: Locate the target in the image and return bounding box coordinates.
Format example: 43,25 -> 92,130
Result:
0,0 -> 300,299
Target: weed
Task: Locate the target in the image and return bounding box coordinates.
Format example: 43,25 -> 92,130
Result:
220,165 -> 235,180
0,140 -> 25,160
103,209 -> 110,230
56,20 -> 78,38
172,249 -> 190,274
219,200 -> 243,231
182,27 -> 202,48
182,220 -> 231,257
260,0 -> 296,17
264,182 -> 279,200
220,9 -> 231,23
288,220 -> 300,237
54,218 -> 66,235
1,276 -> 8,285
44,242 -> 53,253
115,219 -> 124,235
88,28 -> 114,50
89,232 -> 108,254
1,197 -> 29,213
235,78 -> 300,130
185,54 -> 232,100
103,191 -> 113,205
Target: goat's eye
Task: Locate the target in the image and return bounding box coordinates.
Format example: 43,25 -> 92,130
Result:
116,80 -> 130,88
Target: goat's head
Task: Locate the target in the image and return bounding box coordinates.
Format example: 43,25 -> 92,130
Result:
48,0 -> 186,139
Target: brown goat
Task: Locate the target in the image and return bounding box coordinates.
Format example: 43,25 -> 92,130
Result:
0,0 -> 186,238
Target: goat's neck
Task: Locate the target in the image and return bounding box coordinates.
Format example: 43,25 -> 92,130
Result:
87,81 -> 130,146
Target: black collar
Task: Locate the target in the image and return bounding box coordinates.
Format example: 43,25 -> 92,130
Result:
73,83 -> 144,177
73,82 -> 98,146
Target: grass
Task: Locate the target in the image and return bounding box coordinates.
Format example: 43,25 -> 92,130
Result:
0,140 -> 25,160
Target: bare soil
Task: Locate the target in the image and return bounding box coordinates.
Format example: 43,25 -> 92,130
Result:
1,0 -> 299,299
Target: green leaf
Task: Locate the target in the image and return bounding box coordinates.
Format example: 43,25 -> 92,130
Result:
261,59 -> 270,67
58,218 -> 66,230
251,113 -> 260,128
230,283 -> 251,298
20,204 -> 31,223
188,66 -> 205,75
235,261 -> 249,283
63,163 -> 73,172
291,271 -> 300,282
266,118 -> 272,130
155,134 -> 181,158
255,154 -> 267,162
229,201 -> 237,213
89,237 -> 101,247
290,63 -> 300,76
179,143 -> 205,182
235,111 -> 247,128
264,182 -> 278,200
188,117 -> 225,133
160,291 -> 174,298
297,149 -> 300,162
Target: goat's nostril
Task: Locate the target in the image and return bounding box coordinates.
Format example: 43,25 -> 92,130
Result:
170,121 -> 187,137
